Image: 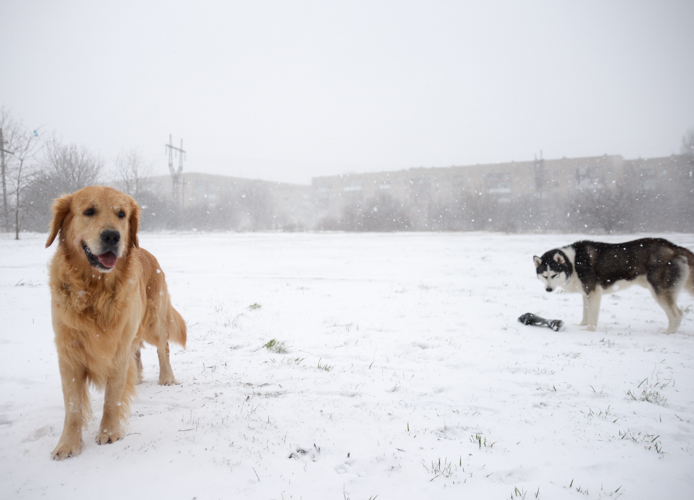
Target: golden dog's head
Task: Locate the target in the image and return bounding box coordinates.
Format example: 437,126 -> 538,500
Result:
46,186 -> 141,273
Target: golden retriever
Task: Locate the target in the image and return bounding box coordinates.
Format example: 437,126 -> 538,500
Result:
46,185 -> 186,460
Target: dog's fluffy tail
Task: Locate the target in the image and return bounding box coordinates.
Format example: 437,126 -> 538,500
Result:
168,307 -> 187,348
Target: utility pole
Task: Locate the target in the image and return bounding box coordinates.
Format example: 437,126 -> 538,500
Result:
164,134 -> 186,210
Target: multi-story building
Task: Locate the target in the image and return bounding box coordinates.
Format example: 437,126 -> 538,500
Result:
312,154 -> 691,229
146,153 -> 692,231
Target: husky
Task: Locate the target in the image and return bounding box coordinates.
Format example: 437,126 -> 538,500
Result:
533,238 -> 694,333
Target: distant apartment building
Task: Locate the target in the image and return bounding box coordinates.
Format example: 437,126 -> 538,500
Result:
312,154 -> 692,228
146,154 -> 691,231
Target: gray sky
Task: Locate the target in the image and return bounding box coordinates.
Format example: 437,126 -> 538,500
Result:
2,0 -> 693,185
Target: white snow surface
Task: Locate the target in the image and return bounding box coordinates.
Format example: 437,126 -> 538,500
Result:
1,232 -> 693,500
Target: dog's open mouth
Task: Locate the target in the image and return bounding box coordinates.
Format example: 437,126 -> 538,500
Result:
82,242 -> 118,270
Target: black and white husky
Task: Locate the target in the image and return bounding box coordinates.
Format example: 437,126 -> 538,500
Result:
534,238 -> 694,333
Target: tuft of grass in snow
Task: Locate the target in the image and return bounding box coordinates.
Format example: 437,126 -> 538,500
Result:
263,339 -> 287,354
422,457 -> 456,481
248,303 -> 262,310
343,486 -> 378,500
566,479 -> 590,496
511,486 -> 528,499
511,486 -> 541,499
626,378 -> 669,406
619,429 -> 664,456
600,337 -> 616,347
584,405 -> 618,423
470,433 -> 495,449
317,358 -> 333,371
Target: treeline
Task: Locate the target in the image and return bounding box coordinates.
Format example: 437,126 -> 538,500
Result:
141,180 -> 302,232
3,108 -> 693,237
315,174 -> 694,234
0,109 -> 293,237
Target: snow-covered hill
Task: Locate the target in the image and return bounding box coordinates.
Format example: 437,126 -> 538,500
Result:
1,232 -> 693,499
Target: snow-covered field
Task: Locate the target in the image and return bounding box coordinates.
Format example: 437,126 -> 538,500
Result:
1,231 -> 693,500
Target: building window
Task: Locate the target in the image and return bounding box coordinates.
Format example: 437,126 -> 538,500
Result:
640,168 -> 656,190
344,181 -> 362,192
485,172 -> 512,194
576,166 -> 604,188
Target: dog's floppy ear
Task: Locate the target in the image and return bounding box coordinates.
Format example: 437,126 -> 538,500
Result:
533,256 -> 542,268
553,253 -> 565,265
46,194 -> 71,248
129,199 -> 141,249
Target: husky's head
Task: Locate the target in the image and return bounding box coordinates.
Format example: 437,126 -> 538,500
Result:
533,250 -> 572,292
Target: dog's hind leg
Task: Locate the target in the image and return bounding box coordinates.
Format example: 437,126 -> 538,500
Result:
654,292 -> 683,334
156,340 -> 177,386
579,294 -> 589,326
134,344 -> 144,384
585,291 -> 602,331
646,276 -> 684,334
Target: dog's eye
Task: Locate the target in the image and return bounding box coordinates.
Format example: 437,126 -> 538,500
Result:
83,208 -> 95,216
551,274 -> 558,278
117,211 -> 126,219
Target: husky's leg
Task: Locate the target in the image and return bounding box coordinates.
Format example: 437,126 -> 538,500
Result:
645,280 -> 683,334
585,291 -> 602,331
579,294 -> 589,326
654,291 -> 683,334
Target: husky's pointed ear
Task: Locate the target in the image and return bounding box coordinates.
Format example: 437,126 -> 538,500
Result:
533,256 -> 542,268
128,198 -> 141,249
553,253 -> 566,265
46,194 -> 71,248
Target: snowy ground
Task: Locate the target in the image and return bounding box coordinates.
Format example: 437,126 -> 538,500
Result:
1,231 -> 693,500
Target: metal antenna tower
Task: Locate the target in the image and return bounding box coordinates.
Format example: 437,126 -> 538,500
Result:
165,134 -> 186,209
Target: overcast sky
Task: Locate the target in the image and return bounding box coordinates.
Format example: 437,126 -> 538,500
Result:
2,0 -> 693,185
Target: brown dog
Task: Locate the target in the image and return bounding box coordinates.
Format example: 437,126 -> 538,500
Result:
46,186 -> 186,460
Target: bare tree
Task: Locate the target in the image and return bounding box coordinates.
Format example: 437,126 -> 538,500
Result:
0,107 -> 18,231
43,137 -> 103,195
3,121 -> 42,239
681,127 -> 694,157
113,149 -> 152,199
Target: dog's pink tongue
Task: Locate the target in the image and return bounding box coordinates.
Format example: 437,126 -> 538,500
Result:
97,252 -> 118,268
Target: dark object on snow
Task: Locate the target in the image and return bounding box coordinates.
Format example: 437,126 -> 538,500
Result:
518,312 -> 564,332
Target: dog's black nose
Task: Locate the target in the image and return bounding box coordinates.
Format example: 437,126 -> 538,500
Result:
100,230 -> 121,247
546,288 -> 553,292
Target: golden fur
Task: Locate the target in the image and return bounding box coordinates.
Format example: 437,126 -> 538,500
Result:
46,186 -> 186,460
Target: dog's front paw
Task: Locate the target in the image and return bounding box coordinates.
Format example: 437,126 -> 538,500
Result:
51,439 -> 82,460
96,427 -> 124,445
158,376 -> 179,386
